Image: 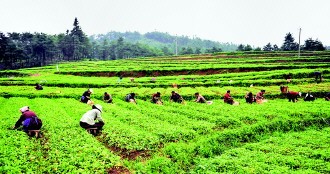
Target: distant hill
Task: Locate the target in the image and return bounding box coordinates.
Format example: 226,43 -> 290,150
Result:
89,31 -> 238,53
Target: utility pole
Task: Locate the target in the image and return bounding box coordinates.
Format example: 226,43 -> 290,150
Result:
175,35 -> 178,56
298,28 -> 301,58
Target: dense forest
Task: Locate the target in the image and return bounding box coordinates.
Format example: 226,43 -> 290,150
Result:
89,31 -> 238,57
0,18 -> 327,70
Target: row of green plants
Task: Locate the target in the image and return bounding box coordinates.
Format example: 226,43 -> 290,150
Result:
1,51 -> 329,173
0,83 -> 329,100
135,56 -> 329,64
191,127 -> 330,173
135,100 -> 330,173
2,51 -> 327,77
1,94 -> 329,173
8,54 -> 327,74
53,63 -> 330,76
0,97 -> 121,173
1,67 -> 328,89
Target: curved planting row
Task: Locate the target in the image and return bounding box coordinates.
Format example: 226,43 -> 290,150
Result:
140,100 -> 330,173
1,68 -> 328,89
1,96 -> 329,173
0,97 -> 121,173
54,64 -> 330,77
191,127 -> 330,173
0,83 -> 329,101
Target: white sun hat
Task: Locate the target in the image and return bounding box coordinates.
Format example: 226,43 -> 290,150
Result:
94,104 -> 103,112
19,106 -> 29,113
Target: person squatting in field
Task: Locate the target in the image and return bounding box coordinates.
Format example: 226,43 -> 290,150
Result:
314,71 -> 322,82
256,90 -> 266,104
170,91 -> 184,103
80,104 -> 104,134
194,92 -> 213,105
304,92 -> 315,101
245,92 -> 256,104
151,92 -> 163,105
194,92 -> 206,103
125,93 -> 137,104
325,92 -> 330,101
223,90 -> 236,105
103,92 -> 113,103
81,89 -> 93,104
35,83 -> 43,90
287,91 -> 301,102
13,106 -> 42,136
280,85 -> 288,94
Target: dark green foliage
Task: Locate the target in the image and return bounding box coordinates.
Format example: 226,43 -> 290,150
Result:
0,18 -> 91,70
205,46 -> 222,53
90,31 -> 239,54
263,43 -> 273,51
236,44 -> 252,51
237,44 -> 245,51
281,33 -> 299,51
303,38 -> 325,51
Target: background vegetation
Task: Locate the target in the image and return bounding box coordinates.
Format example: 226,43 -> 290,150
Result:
1,18 -> 327,70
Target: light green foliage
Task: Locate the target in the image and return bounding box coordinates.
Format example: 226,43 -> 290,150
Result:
192,128 -> 330,173
0,52 -> 329,173
0,98 -> 120,173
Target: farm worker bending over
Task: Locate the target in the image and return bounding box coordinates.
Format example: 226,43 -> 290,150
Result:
125,93 -> 137,104
81,89 -> 93,104
256,90 -> 266,104
35,83 -> 43,90
80,104 -> 104,131
325,92 -> 330,101
195,92 -> 206,103
224,90 -> 234,105
195,92 -> 213,104
280,86 -> 288,94
151,92 -> 163,105
13,106 -> 42,135
287,91 -> 301,102
104,92 -> 113,103
314,71 -> 322,82
170,91 -> 184,103
304,92 -> 315,101
245,92 -> 255,104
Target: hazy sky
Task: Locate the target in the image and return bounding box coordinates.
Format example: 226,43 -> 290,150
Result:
1,0 -> 329,47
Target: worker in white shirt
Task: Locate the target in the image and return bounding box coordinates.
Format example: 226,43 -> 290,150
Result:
80,104 -> 104,133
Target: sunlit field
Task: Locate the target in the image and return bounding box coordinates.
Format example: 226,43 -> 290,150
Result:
1,51 -> 329,173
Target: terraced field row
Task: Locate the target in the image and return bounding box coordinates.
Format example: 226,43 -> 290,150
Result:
1,51 -> 329,173
1,97 -> 329,173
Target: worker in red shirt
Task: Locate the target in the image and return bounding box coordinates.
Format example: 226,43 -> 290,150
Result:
256,90 -> 266,104
287,91 -> 301,102
13,106 -> 42,137
224,90 -> 234,105
151,92 -> 163,105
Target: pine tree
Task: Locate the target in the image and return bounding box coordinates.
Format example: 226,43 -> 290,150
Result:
263,43 -> 273,51
281,33 -> 298,51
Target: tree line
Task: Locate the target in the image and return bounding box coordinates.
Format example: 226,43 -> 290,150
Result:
0,18 -> 91,70
0,18 -> 167,70
0,18 -> 233,70
0,18 -> 327,70
89,31 -> 238,56
237,33 -> 326,52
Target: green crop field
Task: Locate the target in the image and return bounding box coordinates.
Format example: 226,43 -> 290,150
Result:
0,51 -> 330,173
